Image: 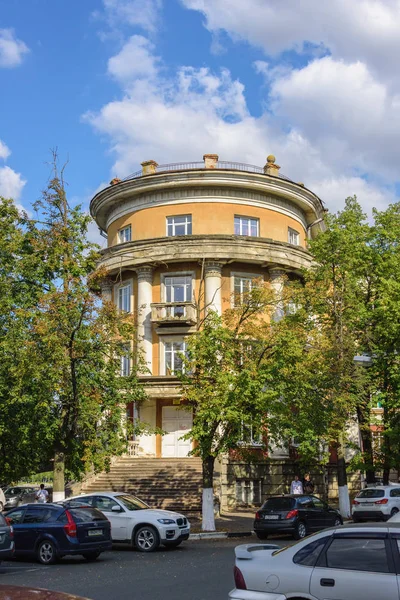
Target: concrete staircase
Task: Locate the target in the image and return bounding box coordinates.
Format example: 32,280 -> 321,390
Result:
81,457 -> 203,513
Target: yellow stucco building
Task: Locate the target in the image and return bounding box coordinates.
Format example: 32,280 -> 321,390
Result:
89,153 -> 327,508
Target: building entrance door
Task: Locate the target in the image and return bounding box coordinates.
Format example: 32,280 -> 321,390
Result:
161,406 -> 192,457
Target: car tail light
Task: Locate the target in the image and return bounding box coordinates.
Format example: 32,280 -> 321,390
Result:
255,511 -> 261,520
234,566 -> 247,590
5,517 -> 11,526
375,498 -> 388,505
352,500 -> 360,505
9,525 -> 13,538
286,509 -> 299,519
63,510 -> 77,538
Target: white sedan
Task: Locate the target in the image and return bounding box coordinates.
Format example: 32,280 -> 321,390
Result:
64,492 -> 190,552
230,522 -> 400,600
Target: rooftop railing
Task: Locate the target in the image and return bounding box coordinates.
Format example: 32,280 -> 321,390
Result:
121,160 -> 294,183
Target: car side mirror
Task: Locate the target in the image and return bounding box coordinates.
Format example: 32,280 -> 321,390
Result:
111,505 -> 122,512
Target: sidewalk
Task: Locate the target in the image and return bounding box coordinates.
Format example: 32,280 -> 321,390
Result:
190,509 -> 255,539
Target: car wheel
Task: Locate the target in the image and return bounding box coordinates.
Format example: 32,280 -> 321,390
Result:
82,551 -> 101,561
334,517 -> 342,527
163,540 -> 182,548
293,521 -> 307,540
134,526 -> 160,552
37,540 -> 57,565
256,532 -> 269,540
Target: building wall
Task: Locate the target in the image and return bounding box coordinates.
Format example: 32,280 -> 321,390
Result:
107,202 -> 307,248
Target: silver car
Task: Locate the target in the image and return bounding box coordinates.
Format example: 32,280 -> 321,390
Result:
230,522 -> 400,600
352,485 -> 400,521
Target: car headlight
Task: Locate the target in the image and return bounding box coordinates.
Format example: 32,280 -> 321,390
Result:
157,519 -> 176,524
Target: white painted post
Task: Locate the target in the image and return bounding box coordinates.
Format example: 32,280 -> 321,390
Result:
136,266 -> 153,373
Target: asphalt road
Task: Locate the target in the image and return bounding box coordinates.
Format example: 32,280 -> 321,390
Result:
0,537 -> 292,600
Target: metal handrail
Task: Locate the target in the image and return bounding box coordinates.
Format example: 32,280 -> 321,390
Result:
121,161 -> 294,183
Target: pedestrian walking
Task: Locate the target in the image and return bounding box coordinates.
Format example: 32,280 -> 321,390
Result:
303,473 -> 315,494
35,484 -> 49,504
290,475 -> 303,495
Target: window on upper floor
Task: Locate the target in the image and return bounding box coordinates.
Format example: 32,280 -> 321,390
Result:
118,225 -> 131,244
164,275 -> 193,303
167,215 -> 192,237
118,283 -> 132,313
234,215 -> 259,237
233,275 -> 261,307
164,340 -> 187,375
239,420 -> 263,447
120,343 -> 131,377
288,227 -> 300,245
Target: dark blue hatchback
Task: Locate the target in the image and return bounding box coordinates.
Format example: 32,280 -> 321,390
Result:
5,503 -> 112,564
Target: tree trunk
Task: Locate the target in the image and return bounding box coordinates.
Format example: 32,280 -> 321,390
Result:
337,434 -> 351,519
53,450 -> 65,502
357,405 -> 375,484
202,455 -> 216,531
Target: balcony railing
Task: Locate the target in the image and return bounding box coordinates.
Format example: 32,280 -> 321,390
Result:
122,161 -> 294,183
151,302 -> 197,325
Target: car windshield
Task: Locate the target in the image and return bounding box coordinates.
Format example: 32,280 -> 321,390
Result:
263,497 -> 295,511
117,495 -> 149,511
357,489 -> 385,498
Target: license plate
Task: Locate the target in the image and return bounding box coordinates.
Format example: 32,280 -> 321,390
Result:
264,515 -> 279,520
88,529 -> 103,537
181,528 -> 189,535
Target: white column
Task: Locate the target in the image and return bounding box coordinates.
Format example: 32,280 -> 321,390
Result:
205,261 -> 223,315
269,269 -> 286,322
100,279 -> 113,302
136,266 -> 153,373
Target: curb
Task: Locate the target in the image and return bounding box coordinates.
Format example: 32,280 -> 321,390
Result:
190,531 -> 254,540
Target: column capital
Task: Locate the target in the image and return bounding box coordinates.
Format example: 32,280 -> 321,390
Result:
136,266 -> 154,282
269,268 -> 286,281
100,278 -> 114,293
204,261 -> 223,277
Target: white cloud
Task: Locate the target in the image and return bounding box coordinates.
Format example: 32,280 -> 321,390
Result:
0,28 -> 29,68
85,36 -> 395,216
100,0 -> 163,34
0,166 -> 26,200
180,0 -> 400,87
108,35 -> 159,83
0,140 -> 11,160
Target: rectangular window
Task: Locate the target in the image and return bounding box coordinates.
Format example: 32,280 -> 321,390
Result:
233,275 -> 258,306
234,216 -> 259,237
167,215 -> 192,237
120,344 -> 131,377
164,275 -> 193,318
118,225 -> 131,243
235,480 -> 261,505
288,227 -> 300,245
118,284 -> 131,313
239,420 -> 263,446
325,538 -> 389,573
164,340 -> 187,375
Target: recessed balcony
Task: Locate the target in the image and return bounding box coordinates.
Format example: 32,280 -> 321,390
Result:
151,302 -> 197,325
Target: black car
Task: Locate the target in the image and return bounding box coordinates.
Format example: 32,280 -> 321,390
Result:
254,494 -> 342,540
5,503 -> 112,564
0,512 -> 14,562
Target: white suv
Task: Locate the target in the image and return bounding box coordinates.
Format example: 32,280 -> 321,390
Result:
352,486 -> 400,521
63,492 -> 190,552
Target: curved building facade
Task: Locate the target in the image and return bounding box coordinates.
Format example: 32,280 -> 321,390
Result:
90,154 -> 325,461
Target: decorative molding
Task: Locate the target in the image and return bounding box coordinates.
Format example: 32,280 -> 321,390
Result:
99,235 -> 313,275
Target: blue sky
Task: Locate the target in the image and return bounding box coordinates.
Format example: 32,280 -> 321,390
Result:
1,0 -> 400,243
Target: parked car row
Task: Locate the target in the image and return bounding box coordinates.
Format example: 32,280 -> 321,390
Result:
2,486 -> 53,510
2,491 -> 191,565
